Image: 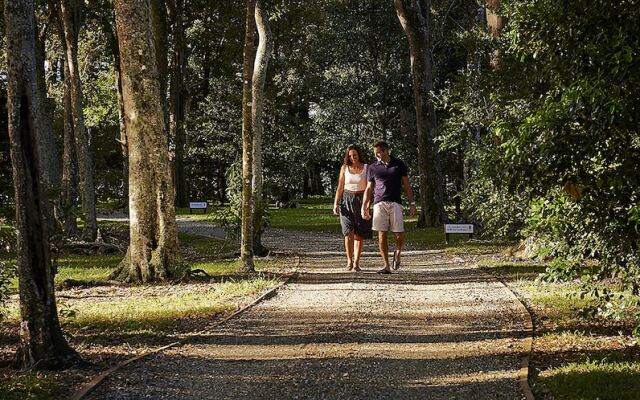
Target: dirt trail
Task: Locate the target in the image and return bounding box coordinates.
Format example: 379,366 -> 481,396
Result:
87,222 -> 530,399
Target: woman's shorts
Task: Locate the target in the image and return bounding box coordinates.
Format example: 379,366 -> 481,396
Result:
372,201 -> 404,232
340,191 -> 372,238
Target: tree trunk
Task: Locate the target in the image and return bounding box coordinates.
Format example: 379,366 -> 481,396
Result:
150,0 -> 169,125
34,16 -> 62,231
4,0 -> 80,369
58,0 -> 97,241
168,0 -> 189,208
485,0 -> 504,68
98,5 -> 128,208
111,0 -> 187,283
61,61 -> 79,235
394,0 -> 445,227
240,0 -> 257,271
251,0 -> 272,256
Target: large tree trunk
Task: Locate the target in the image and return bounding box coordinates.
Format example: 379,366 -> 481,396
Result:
251,0 -> 272,256
4,0 -> 79,369
111,0 -> 187,283
58,0 -> 97,241
240,0 -> 257,272
394,0 -> 445,227
168,0 -> 189,208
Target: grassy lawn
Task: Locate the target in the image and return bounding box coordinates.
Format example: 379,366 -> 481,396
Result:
267,200 -> 509,252
480,260 -> 640,400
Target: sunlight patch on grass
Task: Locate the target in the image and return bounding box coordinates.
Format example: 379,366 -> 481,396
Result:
538,358 -> 640,400
60,277 -> 279,333
54,255 -> 120,282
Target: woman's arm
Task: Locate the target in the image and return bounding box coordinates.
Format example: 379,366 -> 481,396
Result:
333,165 -> 346,215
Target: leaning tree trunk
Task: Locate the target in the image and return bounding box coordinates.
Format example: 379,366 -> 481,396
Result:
240,0 -> 257,272
111,0 -> 187,283
251,0 -> 273,256
4,0 -> 80,369
59,0 -> 98,241
394,0 -> 445,227
169,0 -> 190,208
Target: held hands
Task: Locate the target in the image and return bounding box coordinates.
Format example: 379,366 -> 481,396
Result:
409,204 -> 417,217
361,207 -> 372,220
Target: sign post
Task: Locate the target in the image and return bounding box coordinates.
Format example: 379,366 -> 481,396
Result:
189,201 -> 208,214
444,224 -> 474,243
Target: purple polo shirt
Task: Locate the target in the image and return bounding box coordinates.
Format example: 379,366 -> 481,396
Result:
367,156 -> 408,205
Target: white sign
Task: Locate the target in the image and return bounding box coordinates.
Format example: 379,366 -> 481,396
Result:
445,224 -> 474,234
189,202 -> 208,209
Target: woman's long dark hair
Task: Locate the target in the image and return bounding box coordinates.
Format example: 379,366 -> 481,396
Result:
342,144 -> 366,166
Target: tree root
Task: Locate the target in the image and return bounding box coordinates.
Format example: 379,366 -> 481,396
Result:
61,240 -> 125,255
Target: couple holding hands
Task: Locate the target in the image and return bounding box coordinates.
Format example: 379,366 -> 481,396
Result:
333,140 -> 417,274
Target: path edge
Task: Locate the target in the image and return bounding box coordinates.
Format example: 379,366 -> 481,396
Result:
477,265 -> 535,400
68,256 -> 300,400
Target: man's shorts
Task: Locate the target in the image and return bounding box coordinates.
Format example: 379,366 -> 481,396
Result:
372,201 -> 404,232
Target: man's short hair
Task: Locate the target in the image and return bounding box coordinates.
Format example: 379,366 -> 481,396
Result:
373,140 -> 389,151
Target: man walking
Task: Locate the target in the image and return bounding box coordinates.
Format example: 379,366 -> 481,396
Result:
362,140 -> 416,274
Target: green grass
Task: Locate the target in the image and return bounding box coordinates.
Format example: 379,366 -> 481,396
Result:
0,373 -> 63,400
178,232 -> 235,257
538,358 -> 640,400
268,202 -> 508,251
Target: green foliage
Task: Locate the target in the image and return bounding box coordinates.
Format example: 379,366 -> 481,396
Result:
209,159 -> 242,241
441,0 -> 640,300
0,225 -> 15,321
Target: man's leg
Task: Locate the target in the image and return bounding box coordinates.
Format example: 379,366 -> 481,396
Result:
393,232 -> 404,268
378,231 -> 390,270
344,231 -> 354,269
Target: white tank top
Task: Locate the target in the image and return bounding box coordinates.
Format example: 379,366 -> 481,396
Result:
344,164 -> 368,192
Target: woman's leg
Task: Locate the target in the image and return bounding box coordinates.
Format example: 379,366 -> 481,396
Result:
353,234 -> 364,271
345,231 -> 355,269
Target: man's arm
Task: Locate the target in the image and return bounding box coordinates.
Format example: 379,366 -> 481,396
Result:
401,175 -> 417,217
361,181 -> 374,220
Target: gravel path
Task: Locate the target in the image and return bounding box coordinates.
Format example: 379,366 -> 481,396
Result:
87,220 -> 530,399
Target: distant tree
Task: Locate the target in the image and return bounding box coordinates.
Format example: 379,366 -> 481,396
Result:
4,0 -> 80,369
240,0 -> 257,272
394,0 -> 445,226
111,0 -> 187,283
58,0 -> 98,240
251,0 -> 272,255
485,0 -> 504,68
168,0 -> 190,208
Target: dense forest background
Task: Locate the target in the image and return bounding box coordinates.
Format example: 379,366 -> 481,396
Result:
1,0 -> 639,301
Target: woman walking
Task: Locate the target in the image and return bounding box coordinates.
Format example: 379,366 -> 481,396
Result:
333,144 -> 372,271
